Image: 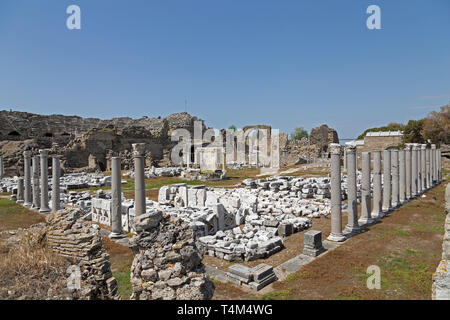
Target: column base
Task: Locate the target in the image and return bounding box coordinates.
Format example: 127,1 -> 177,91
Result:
109,232 -> 126,240
39,208 -> 50,213
344,224 -> 362,235
382,206 -> 393,213
16,200 -> 24,204
327,233 -> 346,242
23,202 -> 32,208
371,211 -> 386,219
358,217 -> 375,225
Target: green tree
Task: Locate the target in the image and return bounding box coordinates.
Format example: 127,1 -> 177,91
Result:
403,119 -> 425,143
291,127 -> 308,140
422,104 -> 450,145
228,125 -> 237,132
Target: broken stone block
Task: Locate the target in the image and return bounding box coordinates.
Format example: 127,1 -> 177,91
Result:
303,230 -> 326,257
277,222 -> 293,237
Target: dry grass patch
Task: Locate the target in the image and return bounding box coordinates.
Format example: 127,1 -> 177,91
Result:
0,230 -> 70,299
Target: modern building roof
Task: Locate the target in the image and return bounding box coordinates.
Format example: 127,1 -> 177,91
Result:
366,131 -> 403,137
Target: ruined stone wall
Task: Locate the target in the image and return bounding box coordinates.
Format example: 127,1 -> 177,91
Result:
128,211 -> 215,300
0,111 -> 204,174
432,183 -> 450,300
45,208 -> 120,300
362,135 -> 403,153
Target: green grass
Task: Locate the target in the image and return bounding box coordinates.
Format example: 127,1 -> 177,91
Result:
380,229 -> 410,237
377,248 -> 430,294
0,198 -> 45,231
113,270 -> 132,300
411,223 -> 443,234
283,270 -> 310,283
259,289 -> 291,300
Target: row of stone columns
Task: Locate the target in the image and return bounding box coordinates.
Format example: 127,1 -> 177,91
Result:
109,143 -> 147,239
20,150 -> 61,213
0,155 -> 3,180
327,143 -> 442,242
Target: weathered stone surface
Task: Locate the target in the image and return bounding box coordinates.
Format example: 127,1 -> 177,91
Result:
0,111 -> 205,175
129,215 -> 214,300
131,211 -> 163,232
45,207 -> 120,300
303,230 -> 326,257
308,124 -> 339,154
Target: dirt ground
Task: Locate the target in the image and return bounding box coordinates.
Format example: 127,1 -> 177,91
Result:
0,198 -> 45,232
211,181 -> 448,300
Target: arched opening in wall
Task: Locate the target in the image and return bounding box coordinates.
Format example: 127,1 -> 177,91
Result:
246,129 -> 259,165
8,131 -> 20,137
61,132 -> 70,137
190,145 -> 195,163
98,161 -> 106,172
44,132 -> 53,138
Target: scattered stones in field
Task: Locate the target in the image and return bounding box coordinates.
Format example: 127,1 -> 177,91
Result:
128,212 -> 215,300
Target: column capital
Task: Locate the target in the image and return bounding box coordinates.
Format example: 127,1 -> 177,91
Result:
420,144 -> 427,150
23,150 -> 31,157
132,143 -> 146,157
345,144 -> 356,154
431,144 -> 436,149
39,149 -> 49,156
329,143 -> 341,155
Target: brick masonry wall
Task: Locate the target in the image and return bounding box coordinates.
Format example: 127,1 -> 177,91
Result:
45,208 -> 120,300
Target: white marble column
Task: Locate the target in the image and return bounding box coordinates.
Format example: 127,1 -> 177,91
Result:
359,152 -> 374,225
399,149 -> 406,204
420,144 -> 426,193
0,155 -> 3,180
327,143 -> 346,242
382,150 -> 392,212
23,151 -> 32,207
344,145 -> 361,234
431,144 -> 436,186
391,150 -> 399,208
17,177 -> 24,204
411,145 -> 418,197
426,147 -> 431,189
438,149 -> 442,183
371,151 -> 384,219
31,155 -> 40,210
39,150 -> 50,213
51,156 -> 61,213
405,146 -> 412,200
110,157 -> 125,239
133,143 -> 146,216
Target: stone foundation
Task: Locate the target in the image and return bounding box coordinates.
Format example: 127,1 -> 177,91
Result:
128,212 -> 215,300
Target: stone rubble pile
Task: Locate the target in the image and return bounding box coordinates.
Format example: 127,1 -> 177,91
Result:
59,173 -> 112,190
45,207 -> 120,300
128,211 -> 215,300
123,166 -> 184,179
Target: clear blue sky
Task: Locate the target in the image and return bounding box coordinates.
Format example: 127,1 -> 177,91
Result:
0,0 -> 449,139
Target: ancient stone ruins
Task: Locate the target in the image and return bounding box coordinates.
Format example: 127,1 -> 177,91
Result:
0,109 -> 447,299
